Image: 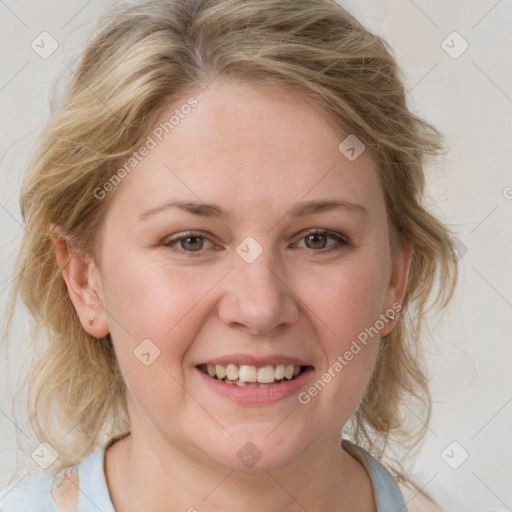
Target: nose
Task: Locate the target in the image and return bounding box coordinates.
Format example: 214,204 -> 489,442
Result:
217,249 -> 299,336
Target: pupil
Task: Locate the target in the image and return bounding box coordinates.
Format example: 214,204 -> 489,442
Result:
307,234 -> 326,249
183,236 -> 202,251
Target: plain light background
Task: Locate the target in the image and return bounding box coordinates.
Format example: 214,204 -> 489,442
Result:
0,1 -> 510,510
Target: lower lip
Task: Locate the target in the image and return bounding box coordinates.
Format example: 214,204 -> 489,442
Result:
196,367 -> 313,405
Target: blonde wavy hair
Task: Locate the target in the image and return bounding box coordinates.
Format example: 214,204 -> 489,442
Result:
5,0 -> 458,504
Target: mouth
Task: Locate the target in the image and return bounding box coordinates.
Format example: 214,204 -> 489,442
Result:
197,363 -> 308,388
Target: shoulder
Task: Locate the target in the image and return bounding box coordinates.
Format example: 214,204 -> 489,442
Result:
342,439 -> 408,510
341,440 -> 492,512
0,471 -> 55,512
0,464 -> 79,512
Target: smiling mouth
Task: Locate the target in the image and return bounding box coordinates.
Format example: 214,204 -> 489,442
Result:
197,363 -> 307,388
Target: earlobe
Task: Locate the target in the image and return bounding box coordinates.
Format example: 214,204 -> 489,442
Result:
50,226 -> 110,338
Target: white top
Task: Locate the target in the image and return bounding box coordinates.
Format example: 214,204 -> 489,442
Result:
0,440 -> 414,511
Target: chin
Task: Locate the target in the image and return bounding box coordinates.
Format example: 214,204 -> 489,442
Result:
197,428 -> 310,474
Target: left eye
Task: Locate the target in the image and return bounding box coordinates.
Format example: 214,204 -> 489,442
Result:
162,233 -> 214,253
294,229 -> 349,253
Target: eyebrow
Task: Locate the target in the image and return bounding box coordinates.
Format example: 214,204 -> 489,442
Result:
138,198 -> 368,221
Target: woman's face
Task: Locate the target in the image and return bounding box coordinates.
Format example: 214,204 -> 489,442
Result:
81,78 -> 410,471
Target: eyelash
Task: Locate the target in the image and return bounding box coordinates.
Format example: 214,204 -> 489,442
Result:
161,229 -> 350,257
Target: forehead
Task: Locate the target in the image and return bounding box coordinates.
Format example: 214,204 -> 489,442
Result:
110,78 -> 384,221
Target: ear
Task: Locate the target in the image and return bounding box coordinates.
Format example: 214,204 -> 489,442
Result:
379,239 -> 413,337
50,225 -> 110,338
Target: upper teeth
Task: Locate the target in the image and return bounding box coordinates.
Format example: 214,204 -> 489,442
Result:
206,364 -> 302,383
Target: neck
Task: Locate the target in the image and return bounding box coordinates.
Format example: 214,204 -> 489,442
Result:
105,431 -> 376,512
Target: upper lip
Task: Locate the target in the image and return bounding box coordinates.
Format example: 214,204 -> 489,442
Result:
198,353 -> 312,367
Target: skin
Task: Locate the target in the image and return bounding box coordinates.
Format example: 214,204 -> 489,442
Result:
55,77 -> 412,511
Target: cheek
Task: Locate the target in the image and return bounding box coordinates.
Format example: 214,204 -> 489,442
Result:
306,253 -> 388,342
100,254 -> 224,369
297,262 -> 384,420
98,258 -> 208,419
297,250 -> 387,410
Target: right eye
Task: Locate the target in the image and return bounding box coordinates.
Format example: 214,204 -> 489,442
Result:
161,231 -> 221,256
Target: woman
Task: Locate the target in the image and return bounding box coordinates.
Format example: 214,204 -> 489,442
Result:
1,0 -> 460,510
